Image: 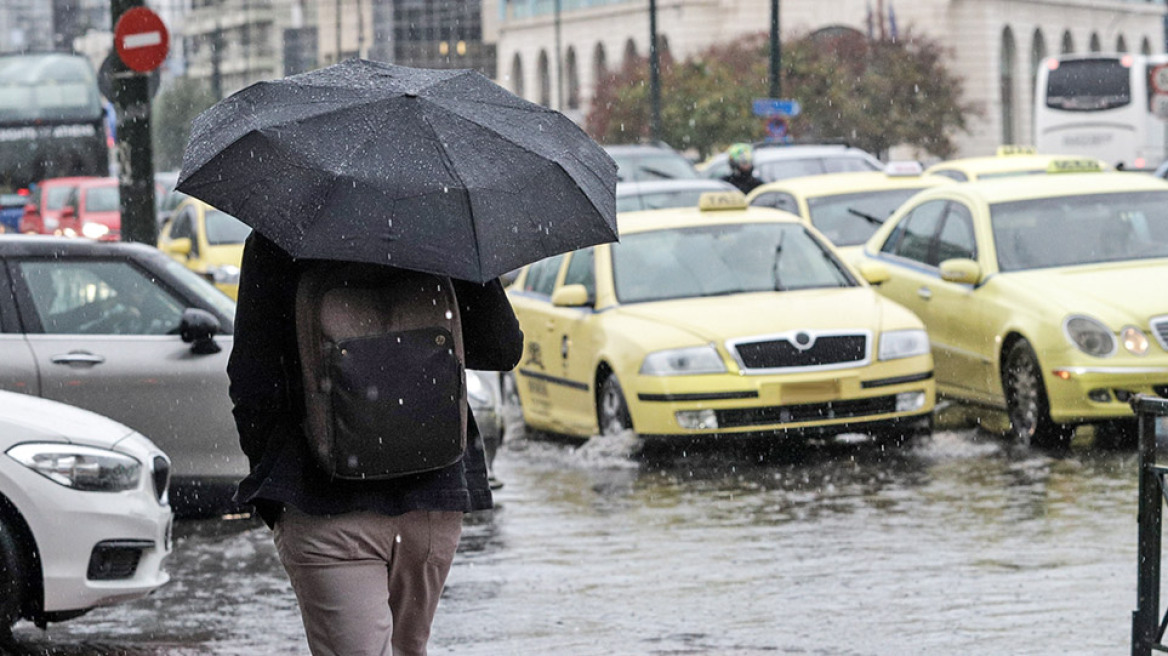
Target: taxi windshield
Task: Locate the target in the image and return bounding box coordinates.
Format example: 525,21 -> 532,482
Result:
611,222 -> 855,304
991,190 -> 1168,271
205,209 -> 252,245
806,188 -> 924,246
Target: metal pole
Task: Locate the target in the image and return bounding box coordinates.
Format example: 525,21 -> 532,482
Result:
648,0 -> 661,142
110,0 -> 158,246
1133,396 -> 1163,656
769,0 -> 780,99
555,0 -> 563,111
335,0 -> 341,62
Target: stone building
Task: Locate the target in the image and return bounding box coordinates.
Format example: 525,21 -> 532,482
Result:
488,0 -> 1167,158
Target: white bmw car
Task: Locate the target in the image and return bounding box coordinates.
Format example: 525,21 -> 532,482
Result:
0,390 -> 172,635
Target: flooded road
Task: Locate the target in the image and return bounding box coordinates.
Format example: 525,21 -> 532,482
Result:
5,410 -> 1152,655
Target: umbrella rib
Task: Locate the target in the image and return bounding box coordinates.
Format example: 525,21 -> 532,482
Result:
417,103 -> 483,279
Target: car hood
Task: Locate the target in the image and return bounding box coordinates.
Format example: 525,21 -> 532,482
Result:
0,390 -> 135,450
613,287 -> 914,344
998,259 -> 1168,326
80,210 -> 120,227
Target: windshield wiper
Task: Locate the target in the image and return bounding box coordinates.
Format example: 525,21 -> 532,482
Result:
847,207 -> 886,226
772,233 -> 786,291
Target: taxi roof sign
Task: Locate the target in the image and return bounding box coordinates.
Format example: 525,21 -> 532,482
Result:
1046,158 -> 1104,174
997,145 -> 1038,157
698,191 -> 748,211
884,160 -> 924,177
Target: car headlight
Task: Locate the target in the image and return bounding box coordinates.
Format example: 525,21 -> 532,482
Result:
81,221 -> 109,239
465,371 -> 492,407
1063,315 -> 1115,357
6,443 -> 141,492
1122,325 -> 1150,356
878,329 -> 930,361
640,345 -> 727,375
207,264 -> 241,285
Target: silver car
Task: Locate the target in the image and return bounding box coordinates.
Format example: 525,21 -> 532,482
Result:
0,236 -> 506,516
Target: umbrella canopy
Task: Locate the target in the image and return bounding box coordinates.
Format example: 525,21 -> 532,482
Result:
177,59 -> 618,283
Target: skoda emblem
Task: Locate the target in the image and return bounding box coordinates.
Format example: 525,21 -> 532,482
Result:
792,332 -> 814,351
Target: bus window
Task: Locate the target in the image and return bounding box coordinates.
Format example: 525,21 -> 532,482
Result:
1045,58 -> 1131,111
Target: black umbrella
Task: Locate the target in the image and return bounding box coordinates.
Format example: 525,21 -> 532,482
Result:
176,59 -> 617,284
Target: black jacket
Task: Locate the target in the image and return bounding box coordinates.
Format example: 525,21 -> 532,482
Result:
228,233 -> 524,527
722,170 -> 763,194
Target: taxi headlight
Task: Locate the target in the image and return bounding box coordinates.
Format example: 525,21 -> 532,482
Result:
207,264 -> 241,285
878,329 -> 930,361
1064,315 -> 1115,357
81,221 -> 109,239
1122,325 -> 1150,356
640,345 -> 727,376
6,443 -> 141,492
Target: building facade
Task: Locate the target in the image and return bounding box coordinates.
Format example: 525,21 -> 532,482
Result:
491,0 -> 1167,158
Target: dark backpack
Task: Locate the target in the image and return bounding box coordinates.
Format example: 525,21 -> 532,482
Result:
295,262 -> 466,480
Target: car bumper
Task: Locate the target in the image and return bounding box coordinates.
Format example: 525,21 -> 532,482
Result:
627,357 -> 936,437
1044,363 -> 1168,423
1,465 -> 172,615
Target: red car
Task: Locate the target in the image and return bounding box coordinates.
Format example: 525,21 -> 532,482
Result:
19,176 -> 102,235
59,177 -> 122,240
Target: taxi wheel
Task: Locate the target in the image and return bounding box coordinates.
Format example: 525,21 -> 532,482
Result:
1003,339 -> 1072,448
0,517 -> 28,636
597,375 -> 633,437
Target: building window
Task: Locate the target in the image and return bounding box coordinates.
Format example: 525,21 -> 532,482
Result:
511,53 -> 524,98
538,50 -> 551,107
1030,29 -> 1046,143
594,42 -> 608,87
1089,32 -> 1101,53
1061,30 -> 1074,55
1142,37 -> 1153,56
623,38 -> 638,70
566,47 -> 580,110
1117,35 -> 1128,53
1000,27 -> 1016,145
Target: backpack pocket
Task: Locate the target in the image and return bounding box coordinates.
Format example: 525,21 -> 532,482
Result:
325,326 -> 465,479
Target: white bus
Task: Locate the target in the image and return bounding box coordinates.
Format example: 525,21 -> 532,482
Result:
1034,52 -> 1168,170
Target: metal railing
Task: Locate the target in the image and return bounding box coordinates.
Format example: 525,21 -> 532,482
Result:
1132,394 -> 1168,656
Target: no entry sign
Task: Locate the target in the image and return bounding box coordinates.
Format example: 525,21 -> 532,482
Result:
114,7 -> 169,73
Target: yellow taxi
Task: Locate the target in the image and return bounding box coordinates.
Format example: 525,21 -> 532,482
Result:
924,145 -> 1111,182
507,192 -> 936,443
157,197 -> 251,299
745,165 -> 953,257
854,165 -> 1168,447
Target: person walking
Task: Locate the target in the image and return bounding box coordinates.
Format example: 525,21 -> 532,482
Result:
721,143 -> 764,194
228,231 -> 524,656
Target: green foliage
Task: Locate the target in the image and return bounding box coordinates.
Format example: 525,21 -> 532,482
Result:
586,30 -> 975,160
151,77 -> 218,172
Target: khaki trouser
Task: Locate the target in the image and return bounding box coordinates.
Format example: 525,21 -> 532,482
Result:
273,506 -> 463,656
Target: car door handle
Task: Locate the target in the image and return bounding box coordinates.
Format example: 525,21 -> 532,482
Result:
546,320 -> 556,332
50,351 -> 106,367
917,286 -> 933,301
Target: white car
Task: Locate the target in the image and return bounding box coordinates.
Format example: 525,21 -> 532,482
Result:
701,144 -> 883,183
0,390 -> 172,634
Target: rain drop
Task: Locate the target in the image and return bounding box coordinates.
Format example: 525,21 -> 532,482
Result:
444,310 -> 453,320
395,534 -> 402,544
399,398 -> 404,405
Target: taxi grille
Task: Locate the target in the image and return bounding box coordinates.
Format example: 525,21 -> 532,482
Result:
1152,317 -> 1168,352
717,395 -> 898,428
733,333 -> 868,371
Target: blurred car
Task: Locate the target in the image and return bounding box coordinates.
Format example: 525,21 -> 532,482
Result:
605,143 -> 699,182
0,390 -> 172,634
701,143 -> 883,184
158,198 -> 251,299
924,146 -> 1111,182
17,176 -> 98,235
855,167 -> 1168,447
506,191 -> 934,444
616,178 -> 736,212
746,165 -> 953,256
59,176 -> 121,241
0,192 -> 26,234
1154,159 -> 1168,180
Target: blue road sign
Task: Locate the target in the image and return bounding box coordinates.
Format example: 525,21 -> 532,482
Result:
753,98 -> 802,117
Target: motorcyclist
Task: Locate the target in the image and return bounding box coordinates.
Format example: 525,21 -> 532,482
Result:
721,143 -> 763,194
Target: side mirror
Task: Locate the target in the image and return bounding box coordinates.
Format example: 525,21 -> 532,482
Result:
939,258 -> 982,285
59,207 -> 76,221
856,261 -> 891,286
165,237 -> 193,257
551,284 -> 591,307
180,308 -> 222,355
